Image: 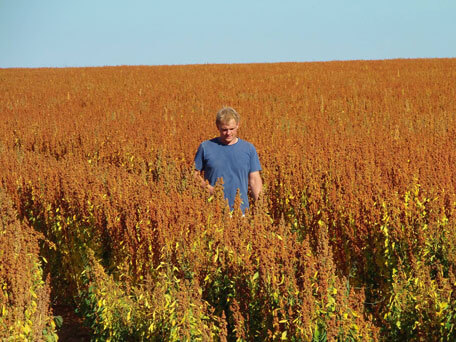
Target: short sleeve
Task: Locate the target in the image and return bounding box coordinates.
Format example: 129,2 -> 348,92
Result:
194,143 -> 204,171
249,145 -> 262,173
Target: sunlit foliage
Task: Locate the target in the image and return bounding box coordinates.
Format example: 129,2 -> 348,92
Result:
1,59 -> 455,340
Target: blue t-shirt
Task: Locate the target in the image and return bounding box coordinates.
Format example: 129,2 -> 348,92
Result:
194,138 -> 262,212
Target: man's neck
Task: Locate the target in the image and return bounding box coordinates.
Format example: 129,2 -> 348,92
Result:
219,137 -> 239,145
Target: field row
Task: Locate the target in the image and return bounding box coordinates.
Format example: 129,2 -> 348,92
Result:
1,59 -> 456,340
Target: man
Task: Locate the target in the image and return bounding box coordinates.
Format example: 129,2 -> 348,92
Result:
194,107 -> 262,213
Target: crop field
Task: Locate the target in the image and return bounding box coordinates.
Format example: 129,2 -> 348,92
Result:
1,58 -> 456,341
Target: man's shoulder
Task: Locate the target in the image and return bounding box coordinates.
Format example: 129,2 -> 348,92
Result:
237,139 -> 257,150
198,138 -> 223,152
200,137 -> 220,147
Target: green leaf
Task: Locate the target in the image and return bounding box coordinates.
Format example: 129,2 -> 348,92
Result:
54,315 -> 63,328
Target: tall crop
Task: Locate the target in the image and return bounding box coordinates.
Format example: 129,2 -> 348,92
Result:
1,59 -> 456,340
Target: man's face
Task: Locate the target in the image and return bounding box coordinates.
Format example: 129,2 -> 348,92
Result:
217,119 -> 239,145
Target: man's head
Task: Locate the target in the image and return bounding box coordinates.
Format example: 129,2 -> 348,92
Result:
216,107 -> 240,145
216,107 -> 240,126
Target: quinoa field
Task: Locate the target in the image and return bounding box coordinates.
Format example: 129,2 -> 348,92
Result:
1,59 -> 456,341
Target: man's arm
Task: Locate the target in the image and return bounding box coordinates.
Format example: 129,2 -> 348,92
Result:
248,171 -> 262,201
194,170 -> 214,194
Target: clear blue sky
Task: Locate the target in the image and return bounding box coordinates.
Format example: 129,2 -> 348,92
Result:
1,0 -> 455,68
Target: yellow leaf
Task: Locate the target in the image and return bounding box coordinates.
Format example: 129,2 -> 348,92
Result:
23,324 -> 31,335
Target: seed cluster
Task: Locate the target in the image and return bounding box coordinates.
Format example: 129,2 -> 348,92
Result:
1,59 -> 456,340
